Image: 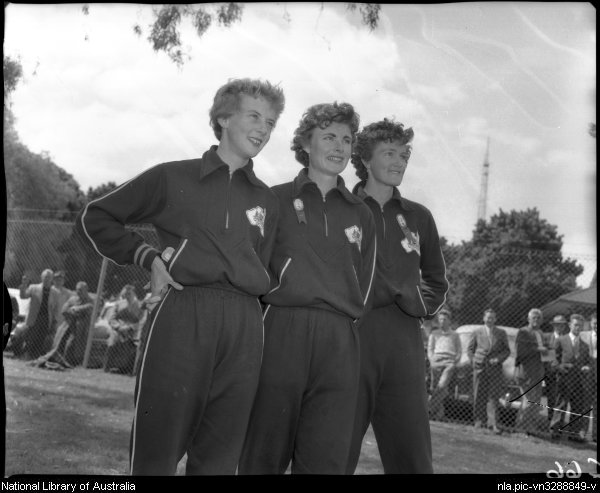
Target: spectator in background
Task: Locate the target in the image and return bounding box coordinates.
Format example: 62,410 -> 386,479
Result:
51,271 -> 73,345
578,312 -> 596,442
550,314 -> 591,442
515,308 -> 548,436
12,269 -> 60,359
104,284 -> 145,374
30,281 -> 96,370
468,308 -> 510,434
542,314 -> 568,426
428,308 -> 461,421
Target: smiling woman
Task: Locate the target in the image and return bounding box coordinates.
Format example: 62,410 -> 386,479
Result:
238,101 -> 377,475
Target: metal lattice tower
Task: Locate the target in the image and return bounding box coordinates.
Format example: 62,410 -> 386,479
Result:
477,137 -> 490,222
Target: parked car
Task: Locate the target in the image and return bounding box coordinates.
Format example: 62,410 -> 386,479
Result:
7,287 -> 30,327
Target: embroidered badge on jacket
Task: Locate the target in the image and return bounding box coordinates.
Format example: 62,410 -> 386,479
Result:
397,214 -> 420,255
246,206 -> 266,236
345,225 -> 362,252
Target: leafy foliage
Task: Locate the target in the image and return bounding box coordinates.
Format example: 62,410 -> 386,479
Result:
442,208 -> 584,327
83,2 -> 381,66
87,182 -> 117,202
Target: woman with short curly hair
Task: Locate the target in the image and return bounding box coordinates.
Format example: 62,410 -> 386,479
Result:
239,102 -> 377,475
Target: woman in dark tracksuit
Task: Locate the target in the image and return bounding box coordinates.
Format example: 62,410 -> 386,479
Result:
238,102 -> 377,475
76,79 -> 285,475
346,119 -> 449,474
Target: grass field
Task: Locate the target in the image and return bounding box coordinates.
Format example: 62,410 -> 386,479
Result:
3,356 -> 597,476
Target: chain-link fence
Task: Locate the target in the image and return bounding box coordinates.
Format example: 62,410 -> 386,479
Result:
3,212 -> 597,441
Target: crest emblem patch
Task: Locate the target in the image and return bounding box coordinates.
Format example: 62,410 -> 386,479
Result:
246,206 -> 266,237
345,225 -> 362,252
397,214 -> 420,255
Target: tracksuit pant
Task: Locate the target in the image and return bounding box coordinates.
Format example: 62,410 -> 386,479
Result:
238,305 -> 360,475
130,286 -> 263,475
346,304 -> 433,474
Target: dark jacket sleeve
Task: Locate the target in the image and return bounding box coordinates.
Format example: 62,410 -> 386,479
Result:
419,209 -> 449,318
496,329 -> 511,364
76,164 -> 168,271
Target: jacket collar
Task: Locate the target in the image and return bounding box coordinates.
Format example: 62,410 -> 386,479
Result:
292,168 -> 362,205
353,181 -> 416,210
198,145 -> 267,189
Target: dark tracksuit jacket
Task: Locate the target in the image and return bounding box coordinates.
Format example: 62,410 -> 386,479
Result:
238,169 -> 377,475
347,183 -> 449,475
77,146 -> 279,475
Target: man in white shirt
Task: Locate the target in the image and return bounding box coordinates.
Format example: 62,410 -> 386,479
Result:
550,314 -> 591,442
543,314 -> 568,425
427,308 -> 461,421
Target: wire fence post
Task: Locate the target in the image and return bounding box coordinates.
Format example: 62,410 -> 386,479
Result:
83,257 -> 108,368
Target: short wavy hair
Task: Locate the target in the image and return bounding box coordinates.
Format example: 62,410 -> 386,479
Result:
290,102 -> 360,167
351,118 -> 414,181
209,78 -> 286,140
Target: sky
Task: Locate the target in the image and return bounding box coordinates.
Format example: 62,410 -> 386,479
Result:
3,2 -> 597,285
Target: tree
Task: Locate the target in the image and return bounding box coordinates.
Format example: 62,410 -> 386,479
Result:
442,208 -> 583,327
4,55 -> 88,285
83,3 -> 381,66
87,182 -> 117,202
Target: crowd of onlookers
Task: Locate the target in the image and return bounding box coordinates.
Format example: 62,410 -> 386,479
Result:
425,307 -> 597,443
5,269 -> 597,444
5,268 -> 153,375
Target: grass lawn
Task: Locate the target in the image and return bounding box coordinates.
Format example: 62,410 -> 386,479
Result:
3,357 -> 597,476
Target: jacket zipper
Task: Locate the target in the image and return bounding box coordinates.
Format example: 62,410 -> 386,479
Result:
225,172 -> 232,229
323,195 -> 328,237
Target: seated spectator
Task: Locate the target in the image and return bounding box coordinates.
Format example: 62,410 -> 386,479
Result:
30,281 -> 95,370
104,285 -> 145,374
428,308 -> 461,421
51,271 -> 73,343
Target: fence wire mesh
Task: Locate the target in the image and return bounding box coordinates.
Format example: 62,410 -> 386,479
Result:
3,213 -> 597,440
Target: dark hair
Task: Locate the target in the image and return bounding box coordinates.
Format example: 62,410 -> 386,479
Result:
351,118 -> 414,181
290,102 -> 360,167
209,78 -> 285,140
570,313 -> 585,323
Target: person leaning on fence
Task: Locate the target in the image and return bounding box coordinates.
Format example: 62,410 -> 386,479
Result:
344,118 -> 448,475
541,314 -> 568,426
76,78 -> 285,476
467,308 -> 510,435
428,308 -> 461,422
237,102 -> 376,475
549,314 -> 592,442
11,269 -> 60,359
514,308 -> 549,436
579,312 -> 597,442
